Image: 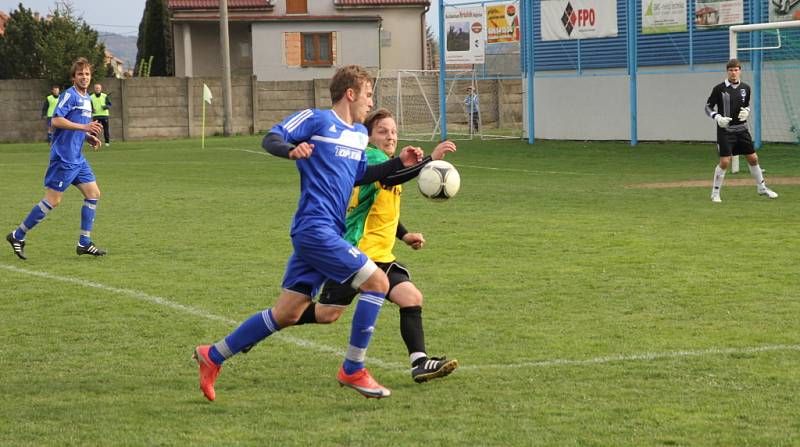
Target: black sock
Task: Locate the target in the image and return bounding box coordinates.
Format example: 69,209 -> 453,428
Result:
400,306 -> 425,358
295,302 -> 318,325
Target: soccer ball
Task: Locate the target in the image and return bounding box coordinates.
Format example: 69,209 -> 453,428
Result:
417,160 -> 460,200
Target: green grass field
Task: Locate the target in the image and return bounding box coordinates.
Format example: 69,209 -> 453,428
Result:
1,136 -> 798,446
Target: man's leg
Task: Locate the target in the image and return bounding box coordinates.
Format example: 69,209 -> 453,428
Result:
336,264 -> 393,398
6,189 -> 62,260
101,118 -> 110,144
711,154 -> 730,203
746,153 -> 778,198
75,182 -> 106,256
194,289 -> 310,401
390,277 -> 458,383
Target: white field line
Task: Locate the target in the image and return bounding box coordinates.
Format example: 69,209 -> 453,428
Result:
3,263 -> 798,372
213,147 -> 601,176
0,263 -> 401,369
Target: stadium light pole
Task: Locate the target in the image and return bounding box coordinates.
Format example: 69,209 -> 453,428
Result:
219,0 -> 234,137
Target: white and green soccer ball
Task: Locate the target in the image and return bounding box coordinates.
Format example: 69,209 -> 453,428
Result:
417,160 -> 460,200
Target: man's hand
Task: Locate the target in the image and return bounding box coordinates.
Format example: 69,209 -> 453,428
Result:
85,120 -> 103,135
431,140 -> 457,161
86,133 -> 101,150
402,232 -> 425,250
738,107 -> 750,121
289,142 -> 314,159
398,146 -> 424,167
715,114 -> 732,128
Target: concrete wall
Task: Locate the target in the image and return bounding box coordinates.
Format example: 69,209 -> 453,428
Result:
1,68 -> 795,143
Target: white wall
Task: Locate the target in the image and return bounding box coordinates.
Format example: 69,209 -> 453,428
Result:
251,22 -> 380,81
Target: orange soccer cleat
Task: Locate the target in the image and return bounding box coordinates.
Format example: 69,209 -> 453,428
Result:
336,366 -> 391,399
193,345 -> 222,401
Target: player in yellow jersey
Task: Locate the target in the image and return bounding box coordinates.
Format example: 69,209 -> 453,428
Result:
293,108 -> 459,383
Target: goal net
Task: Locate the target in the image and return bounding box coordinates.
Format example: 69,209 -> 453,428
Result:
373,69 -> 524,141
729,20 -> 800,172
731,20 -> 800,144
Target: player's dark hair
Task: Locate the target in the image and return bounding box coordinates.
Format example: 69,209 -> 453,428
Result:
329,65 -> 372,103
70,57 -> 93,78
726,58 -> 741,69
364,108 -> 394,135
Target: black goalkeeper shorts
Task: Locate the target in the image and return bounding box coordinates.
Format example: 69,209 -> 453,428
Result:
318,261 -> 411,306
717,130 -> 755,157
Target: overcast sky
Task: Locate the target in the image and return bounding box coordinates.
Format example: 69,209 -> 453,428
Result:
0,0 -> 146,36
0,0 -> 471,39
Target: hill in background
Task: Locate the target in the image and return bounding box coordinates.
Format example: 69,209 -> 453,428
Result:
100,33 -> 137,72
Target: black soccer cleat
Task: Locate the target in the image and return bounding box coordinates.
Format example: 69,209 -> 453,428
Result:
6,232 -> 27,260
412,356 -> 459,383
76,242 -> 107,257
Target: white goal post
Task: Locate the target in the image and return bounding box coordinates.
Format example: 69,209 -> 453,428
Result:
728,20 -> 800,173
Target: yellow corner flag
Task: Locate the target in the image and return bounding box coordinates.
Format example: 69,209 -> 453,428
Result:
201,83 -> 212,148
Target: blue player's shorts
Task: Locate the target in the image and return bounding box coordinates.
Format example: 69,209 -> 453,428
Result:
43,159 -> 96,192
282,226 -> 374,298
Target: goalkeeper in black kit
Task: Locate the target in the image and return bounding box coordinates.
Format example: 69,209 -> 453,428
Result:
705,58 -> 778,203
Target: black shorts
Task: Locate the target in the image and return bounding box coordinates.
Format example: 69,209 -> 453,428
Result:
717,130 -> 754,157
318,261 -> 411,306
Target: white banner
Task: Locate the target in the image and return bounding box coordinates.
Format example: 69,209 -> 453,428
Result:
445,6 -> 486,64
642,0 -> 687,34
541,0 -> 618,40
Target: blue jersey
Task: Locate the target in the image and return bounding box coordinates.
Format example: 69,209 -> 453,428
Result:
270,109 -> 369,236
51,86 -> 93,164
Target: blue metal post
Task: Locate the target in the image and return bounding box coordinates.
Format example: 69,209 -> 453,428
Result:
526,0 -> 535,144
439,0 -> 447,140
627,0 -> 638,145
752,0 -> 762,148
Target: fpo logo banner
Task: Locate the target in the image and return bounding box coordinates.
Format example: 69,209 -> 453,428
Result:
541,0 -> 618,41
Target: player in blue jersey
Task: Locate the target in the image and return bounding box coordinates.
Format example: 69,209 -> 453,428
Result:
193,65 -> 424,400
6,58 -> 106,260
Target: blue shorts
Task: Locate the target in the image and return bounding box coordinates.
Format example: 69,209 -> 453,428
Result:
282,227 -> 371,298
44,159 -> 96,192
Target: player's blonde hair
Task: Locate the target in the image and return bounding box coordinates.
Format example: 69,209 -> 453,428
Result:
329,65 -> 372,103
70,57 -> 93,77
364,108 -> 395,136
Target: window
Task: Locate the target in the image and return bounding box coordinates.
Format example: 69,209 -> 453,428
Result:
301,33 -> 333,66
286,0 -> 307,14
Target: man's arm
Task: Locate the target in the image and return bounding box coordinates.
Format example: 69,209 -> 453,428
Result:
105,96 -> 111,109
41,100 -> 48,118
705,86 -> 731,128
262,132 -> 313,159
356,157 -> 406,185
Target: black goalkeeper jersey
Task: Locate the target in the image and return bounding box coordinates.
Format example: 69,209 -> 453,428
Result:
705,80 -> 751,133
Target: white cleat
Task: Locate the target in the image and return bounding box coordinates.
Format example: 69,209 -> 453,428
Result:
711,194 -> 722,203
758,188 -> 778,199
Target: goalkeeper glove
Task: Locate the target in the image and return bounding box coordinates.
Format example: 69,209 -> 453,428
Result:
715,114 -> 732,128
738,107 -> 750,121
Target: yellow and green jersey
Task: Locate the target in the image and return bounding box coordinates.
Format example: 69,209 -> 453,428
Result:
343,145 -> 402,263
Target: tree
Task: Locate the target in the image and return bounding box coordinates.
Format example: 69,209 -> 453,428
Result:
425,24 -> 439,70
0,2 -> 107,86
136,0 -> 173,77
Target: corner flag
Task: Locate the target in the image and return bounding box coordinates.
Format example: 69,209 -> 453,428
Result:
203,83 -> 213,104
202,83 -> 212,148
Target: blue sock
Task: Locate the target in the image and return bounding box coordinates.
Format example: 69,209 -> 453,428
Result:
209,308 -> 281,365
79,199 -> 98,246
16,200 -> 53,240
343,292 -> 385,374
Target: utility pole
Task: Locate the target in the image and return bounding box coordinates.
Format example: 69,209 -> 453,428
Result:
219,0 -> 233,136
